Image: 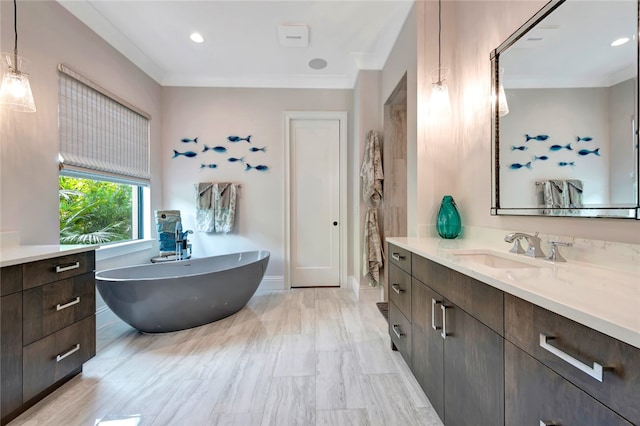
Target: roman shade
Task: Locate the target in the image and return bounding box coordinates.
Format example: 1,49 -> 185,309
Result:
58,64 -> 150,183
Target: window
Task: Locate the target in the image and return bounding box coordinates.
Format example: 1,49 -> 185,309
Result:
57,64 -> 151,245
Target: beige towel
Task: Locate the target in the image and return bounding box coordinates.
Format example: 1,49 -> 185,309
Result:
360,130 -> 384,206
213,183 -> 237,233
363,207 -> 385,286
195,183 -> 214,232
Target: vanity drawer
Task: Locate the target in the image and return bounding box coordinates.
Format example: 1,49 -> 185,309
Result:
413,254 -> 503,336
388,243 -> 411,274
1,265 -> 22,296
505,294 -> 640,424
388,263 -> 411,320
23,315 -> 96,403
23,251 -> 95,290
505,341 -> 631,426
389,301 -> 412,367
23,272 -> 96,346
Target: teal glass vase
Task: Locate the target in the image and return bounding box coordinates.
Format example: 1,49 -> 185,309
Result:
437,195 -> 461,239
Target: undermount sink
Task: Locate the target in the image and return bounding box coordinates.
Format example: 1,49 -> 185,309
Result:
446,249 -> 543,269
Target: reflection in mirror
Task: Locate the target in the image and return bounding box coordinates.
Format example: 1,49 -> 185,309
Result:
491,0 -> 639,218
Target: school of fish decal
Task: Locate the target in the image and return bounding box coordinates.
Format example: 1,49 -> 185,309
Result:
507,133 -> 602,171
172,134 -> 269,172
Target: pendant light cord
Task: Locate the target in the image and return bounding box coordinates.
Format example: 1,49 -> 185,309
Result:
437,0 -> 442,83
13,0 -> 19,68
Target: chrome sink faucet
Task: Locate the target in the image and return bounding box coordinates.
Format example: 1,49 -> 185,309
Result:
504,232 -> 546,258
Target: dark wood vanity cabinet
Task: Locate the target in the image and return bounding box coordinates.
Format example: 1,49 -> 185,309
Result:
388,242 -> 640,426
0,250 -> 96,426
388,244 -> 504,426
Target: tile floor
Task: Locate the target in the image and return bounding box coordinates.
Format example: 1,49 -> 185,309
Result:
8,288 -> 443,426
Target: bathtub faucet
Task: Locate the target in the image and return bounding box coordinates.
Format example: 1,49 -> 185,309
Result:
175,222 -> 193,260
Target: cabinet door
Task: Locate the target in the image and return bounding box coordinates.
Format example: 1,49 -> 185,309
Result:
411,279 -> 444,420
443,301 -> 504,426
505,341 -> 631,426
1,293 -> 23,419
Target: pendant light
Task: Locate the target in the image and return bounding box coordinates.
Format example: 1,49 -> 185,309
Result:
497,68 -> 509,117
0,0 -> 36,113
429,0 -> 451,115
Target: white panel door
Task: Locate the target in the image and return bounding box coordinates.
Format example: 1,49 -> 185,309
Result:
290,118 -> 340,287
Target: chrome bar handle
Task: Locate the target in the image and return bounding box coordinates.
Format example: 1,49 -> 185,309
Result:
539,334 -> 604,382
391,252 -> 404,262
56,262 -> 80,273
441,305 -> 448,339
540,421 -> 560,426
392,325 -> 404,339
56,297 -> 80,311
56,344 -> 80,362
391,284 -> 403,295
431,298 -> 442,330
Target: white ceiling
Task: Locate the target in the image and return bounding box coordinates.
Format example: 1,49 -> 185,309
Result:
501,0 -> 636,89
57,0 -> 415,89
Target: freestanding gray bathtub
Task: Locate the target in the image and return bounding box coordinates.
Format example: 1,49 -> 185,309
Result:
95,250 -> 269,333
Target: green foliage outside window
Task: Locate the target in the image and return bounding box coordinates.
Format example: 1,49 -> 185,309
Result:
59,176 -> 133,244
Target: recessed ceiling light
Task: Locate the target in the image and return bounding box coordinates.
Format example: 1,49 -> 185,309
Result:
190,32 -> 204,43
309,58 -> 327,70
611,37 -> 630,47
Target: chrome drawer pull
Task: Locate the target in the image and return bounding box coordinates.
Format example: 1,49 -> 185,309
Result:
56,344 -> 80,362
391,284 -> 403,294
540,421 -> 560,426
431,298 -> 442,330
56,262 -> 80,273
392,325 -> 404,339
56,297 -> 80,311
391,253 -> 405,261
441,305 -> 448,339
539,334 -> 604,382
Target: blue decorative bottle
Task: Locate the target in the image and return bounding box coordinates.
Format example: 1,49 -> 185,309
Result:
437,195 -> 461,239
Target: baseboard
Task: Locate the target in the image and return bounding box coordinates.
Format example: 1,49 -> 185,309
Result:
96,305 -> 121,330
259,275 -> 285,290
348,275 -> 359,295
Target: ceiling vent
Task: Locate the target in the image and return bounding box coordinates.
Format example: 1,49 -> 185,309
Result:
277,25 -> 309,47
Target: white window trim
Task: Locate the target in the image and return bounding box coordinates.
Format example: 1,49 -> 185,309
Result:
96,239 -> 154,262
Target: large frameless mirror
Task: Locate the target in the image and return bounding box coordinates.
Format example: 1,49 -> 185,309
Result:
490,0 -> 639,218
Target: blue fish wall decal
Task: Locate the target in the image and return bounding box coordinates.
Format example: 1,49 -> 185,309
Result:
558,161 -> 575,167
578,148 -> 600,156
200,163 -> 218,169
227,135 -> 252,143
525,134 -> 549,142
173,150 -> 198,158
249,146 -> 267,153
202,145 -> 227,153
227,157 -> 245,163
509,161 -> 532,170
549,144 -> 573,152
246,164 -> 269,172
511,145 -> 528,151
533,155 -> 549,161
576,136 -> 593,142
181,137 -> 198,144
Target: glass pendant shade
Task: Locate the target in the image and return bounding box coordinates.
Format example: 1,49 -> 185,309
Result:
0,53 -> 36,112
429,67 -> 451,115
497,68 -> 509,116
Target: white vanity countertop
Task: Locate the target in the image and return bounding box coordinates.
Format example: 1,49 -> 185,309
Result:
0,244 -> 99,268
387,236 -> 640,350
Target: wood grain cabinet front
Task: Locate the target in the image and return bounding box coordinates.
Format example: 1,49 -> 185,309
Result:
388,243 -> 411,274
505,293 -> 640,424
505,341 -> 632,426
388,263 -> 411,320
23,272 -> 96,346
23,251 -> 95,290
389,301 -> 412,366
22,315 -> 96,403
1,292 -> 23,419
